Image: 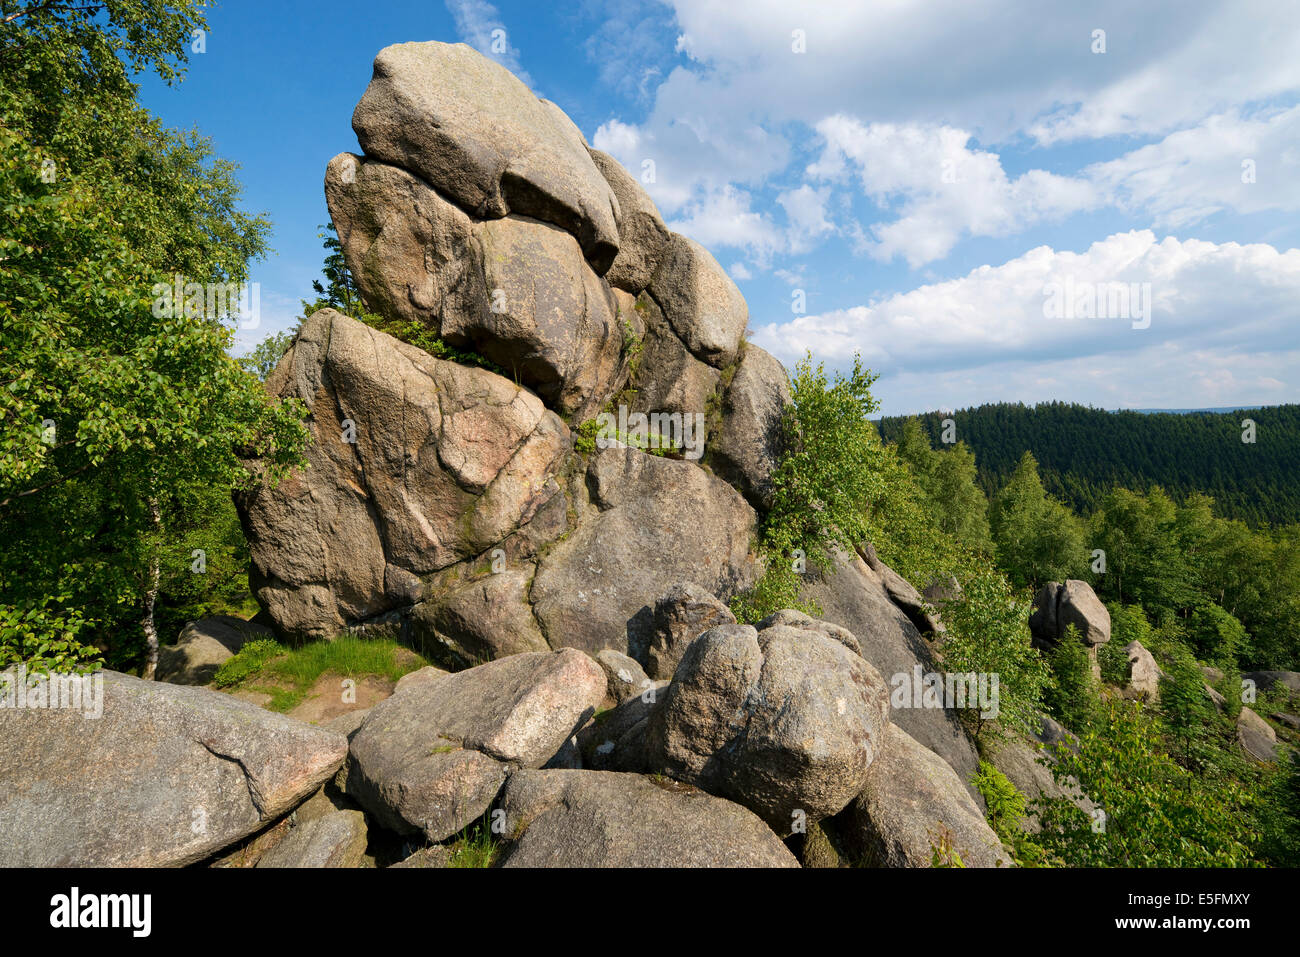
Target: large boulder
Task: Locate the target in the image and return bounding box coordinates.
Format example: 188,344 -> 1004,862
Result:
408,567 -> 550,669
472,214 -> 626,419
1237,707 -> 1279,762
593,649 -> 652,706
800,553 -> 980,784
0,670 -> 347,866
1030,580 -> 1111,648
326,158 -> 626,421
344,650 -> 605,841
324,154 -> 487,335
645,615 -> 891,834
156,615 -> 273,685
838,723 -> 1010,868
496,769 -> 798,867
1122,640 -> 1162,701
530,446 -> 758,657
642,581 -> 737,680
588,149 -> 670,294
647,234 -> 748,368
235,309 -> 570,640
351,41 -> 620,270
708,344 -> 791,510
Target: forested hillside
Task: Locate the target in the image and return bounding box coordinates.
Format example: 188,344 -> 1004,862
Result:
877,402 -> 1300,526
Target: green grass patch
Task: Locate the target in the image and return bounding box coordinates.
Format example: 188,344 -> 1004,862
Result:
212,634 -> 427,711
445,815 -> 502,868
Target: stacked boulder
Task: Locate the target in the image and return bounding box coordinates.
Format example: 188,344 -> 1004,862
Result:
1029,579 -> 1111,679
237,40 -> 776,651
218,41 -> 998,866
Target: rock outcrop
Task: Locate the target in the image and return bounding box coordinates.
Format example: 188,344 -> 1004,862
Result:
0,671 -> 346,867
344,649 -> 605,842
209,39 -> 1029,870
801,552 -> 981,784
645,615 -> 891,834
836,723 -> 1010,868
1122,640 -> 1162,701
1029,580 -> 1111,649
1237,707 -> 1279,762
496,769 -> 798,867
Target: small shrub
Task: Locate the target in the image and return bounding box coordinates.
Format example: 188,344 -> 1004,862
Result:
212,638 -> 285,688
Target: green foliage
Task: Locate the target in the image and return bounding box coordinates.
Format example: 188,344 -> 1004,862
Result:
938,568 -> 1049,743
1185,603 -> 1247,667
445,814 -> 502,868
300,224 -> 362,316
989,452 -> 1088,589
1042,625 -> 1097,731
0,0 -> 308,672
766,353 -> 886,571
735,353 -> 888,621
877,401 -> 1300,527
239,328 -> 297,382
0,599 -> 99,675
1159,642 -> 1231,770
891,418 -> 992,553
212,639 -> 285,688
1035,699 -> 1258,866
730,558 -> 820,624
974,760 -> 1026,840
210,635 -> 426,711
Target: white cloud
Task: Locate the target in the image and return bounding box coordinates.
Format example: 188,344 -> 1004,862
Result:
665,185 -> 785,265
1088,106 -> 1300,228
777,184 -> 835,254
729,262 -> 753,280
445,0 -> 533,88
810,117 -> 1100,266
589,0 -> 1300,265
753,231 -> 1300,410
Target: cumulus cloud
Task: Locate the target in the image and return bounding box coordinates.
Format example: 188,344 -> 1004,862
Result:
753,231 -> 1300,410
810,117 -> 1100,266
586,0 -> 1300,270
1088,106 -> 1300,228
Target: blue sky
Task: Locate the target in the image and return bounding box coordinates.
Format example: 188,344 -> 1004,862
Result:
139,0 -> 1300,416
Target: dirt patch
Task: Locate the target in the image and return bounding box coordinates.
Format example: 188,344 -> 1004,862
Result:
287,673 -> 396,725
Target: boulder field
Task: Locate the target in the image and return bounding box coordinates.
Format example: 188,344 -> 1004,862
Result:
1,41 -> 1017,869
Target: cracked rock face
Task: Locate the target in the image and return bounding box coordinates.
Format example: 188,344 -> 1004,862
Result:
351,41 -> 621,271
0,671 -> 347,867
343,649 -> 605,841
644,615 -> 892,834
236,308 -> 570,641
495,769 -> 799,867
529,446 -> 758,657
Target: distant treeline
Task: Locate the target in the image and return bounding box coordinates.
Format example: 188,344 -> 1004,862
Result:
877,402 -> 1300,526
